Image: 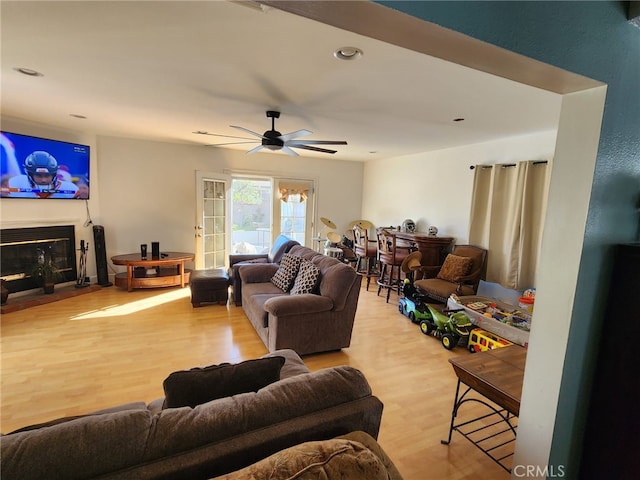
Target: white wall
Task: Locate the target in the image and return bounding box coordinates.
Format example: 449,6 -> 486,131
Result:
362,130 -> 557,242
96,136 -> 364,256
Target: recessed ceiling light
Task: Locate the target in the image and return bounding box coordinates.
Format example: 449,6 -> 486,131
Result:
333,47 -> 363,61
14,67 -> 43,77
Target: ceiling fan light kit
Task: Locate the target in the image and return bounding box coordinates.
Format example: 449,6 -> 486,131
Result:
199,110 -> 347,156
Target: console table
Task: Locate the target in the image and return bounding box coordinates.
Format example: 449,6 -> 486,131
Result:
111,252 -> 194,291
442,345 -> 527,472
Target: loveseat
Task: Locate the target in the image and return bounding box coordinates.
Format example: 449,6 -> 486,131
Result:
0,350 -> 384,480
228,234 -> 300,306
239,245 -> 362,355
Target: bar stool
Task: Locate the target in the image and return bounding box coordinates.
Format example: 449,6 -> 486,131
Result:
376,228 -> 413,303
352,222 -> 378,290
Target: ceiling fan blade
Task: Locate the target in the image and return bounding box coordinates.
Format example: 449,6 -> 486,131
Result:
281,146 -> 299,157
193,131 -> 255,141
287,140 -> 348,146
289,144 -> 338,154
278,129 -> 312,142
205,141 -> 259,147
231,125 -> 267,139
246,145 -> 265,155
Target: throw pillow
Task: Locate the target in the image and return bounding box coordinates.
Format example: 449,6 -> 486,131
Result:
209,439 -> 389,480
290,259 -> 321,295
437,254 -> 473,282
162,356 -> 285,409
270,253 -> 302,292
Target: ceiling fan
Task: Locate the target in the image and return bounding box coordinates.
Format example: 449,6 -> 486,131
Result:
195,110 -> 347,156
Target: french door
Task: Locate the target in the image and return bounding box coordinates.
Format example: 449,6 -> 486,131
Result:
195,171 -> 230,269
196,172 -> 314,269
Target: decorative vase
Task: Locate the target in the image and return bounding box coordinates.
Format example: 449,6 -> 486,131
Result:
1,279 -> 8,305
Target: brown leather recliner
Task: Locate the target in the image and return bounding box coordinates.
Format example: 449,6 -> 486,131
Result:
414,245 -> 487,304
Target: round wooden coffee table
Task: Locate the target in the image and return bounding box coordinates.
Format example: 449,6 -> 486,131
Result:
111,252 -> 194,291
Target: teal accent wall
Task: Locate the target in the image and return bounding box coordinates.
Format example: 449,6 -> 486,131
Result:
379,0 -> 640,475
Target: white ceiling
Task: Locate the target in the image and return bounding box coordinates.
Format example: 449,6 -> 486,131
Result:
1,0 -> 561,161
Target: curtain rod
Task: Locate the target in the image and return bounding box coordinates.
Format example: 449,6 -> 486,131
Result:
469,160 -> 548,170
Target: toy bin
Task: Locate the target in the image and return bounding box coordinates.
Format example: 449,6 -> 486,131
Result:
447,294 -> 531,347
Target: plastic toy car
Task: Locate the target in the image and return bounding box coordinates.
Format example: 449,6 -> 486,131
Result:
398,297 -> 432,324
398,279 -> 432,324
419,305 -> 473,350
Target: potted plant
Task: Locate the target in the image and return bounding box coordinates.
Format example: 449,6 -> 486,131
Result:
30,258 -> 62,294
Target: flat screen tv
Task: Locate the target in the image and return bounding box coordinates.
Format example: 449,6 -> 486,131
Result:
1,131 -> 90,199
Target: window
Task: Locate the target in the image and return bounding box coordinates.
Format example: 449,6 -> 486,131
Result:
230,178 -> 272,255
277,179 -> 312,245
228,177 -> 314,255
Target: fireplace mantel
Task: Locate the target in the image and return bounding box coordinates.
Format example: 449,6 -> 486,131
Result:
0,219 -> 81,229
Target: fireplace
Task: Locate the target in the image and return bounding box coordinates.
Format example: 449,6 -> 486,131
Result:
0,225 -> 77,293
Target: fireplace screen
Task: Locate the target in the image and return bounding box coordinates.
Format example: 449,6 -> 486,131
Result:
1,225 -> 77,293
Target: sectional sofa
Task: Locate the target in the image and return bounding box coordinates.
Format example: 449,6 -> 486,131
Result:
0,350 -> 386,480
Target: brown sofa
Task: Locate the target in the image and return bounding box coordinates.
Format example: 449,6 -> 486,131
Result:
239,245 -> 362,355
0,350 -> 383,480
228,234 -> 300,306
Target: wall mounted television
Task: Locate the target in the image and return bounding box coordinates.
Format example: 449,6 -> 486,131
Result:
0,131 -> 90,199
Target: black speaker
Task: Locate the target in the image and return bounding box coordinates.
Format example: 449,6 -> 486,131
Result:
151,241 -> 160,259
93,225 -> 113,287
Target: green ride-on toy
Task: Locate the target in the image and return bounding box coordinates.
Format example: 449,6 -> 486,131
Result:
418,304 -> 474,350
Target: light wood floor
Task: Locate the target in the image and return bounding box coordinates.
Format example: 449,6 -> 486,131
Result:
1,282 -> 510,480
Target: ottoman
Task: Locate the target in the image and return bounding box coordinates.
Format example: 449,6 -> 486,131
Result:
189,269 -> 230,307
